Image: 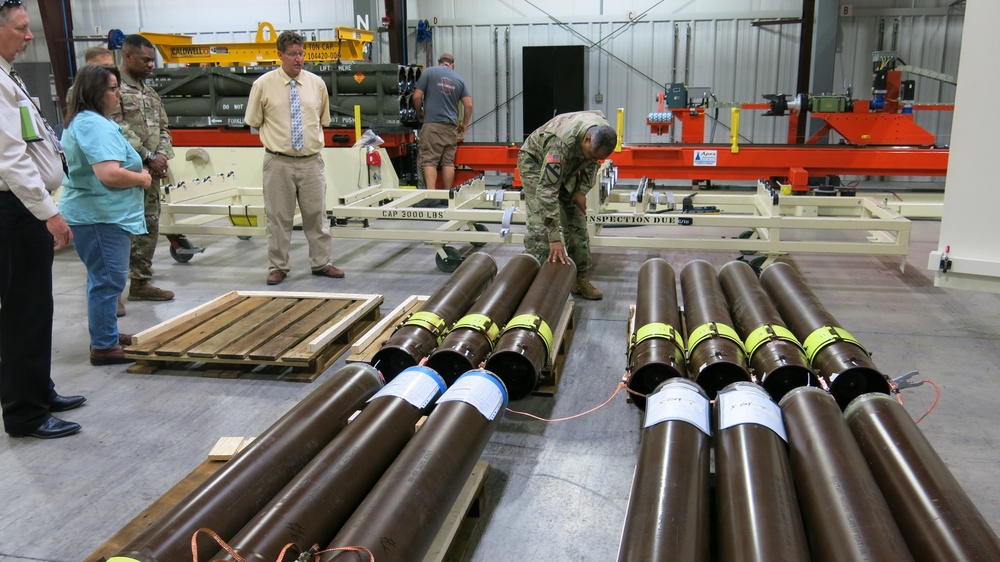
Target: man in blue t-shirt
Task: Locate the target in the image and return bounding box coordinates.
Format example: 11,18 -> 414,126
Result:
412,53 -> 473,191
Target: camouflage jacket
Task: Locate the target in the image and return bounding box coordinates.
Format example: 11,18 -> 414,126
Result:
111,72 -> 174,162
519,111 -> 608,234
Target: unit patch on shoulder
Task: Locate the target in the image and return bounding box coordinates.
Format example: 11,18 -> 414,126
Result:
544,152 -> 563,183
544,162 -> 562,184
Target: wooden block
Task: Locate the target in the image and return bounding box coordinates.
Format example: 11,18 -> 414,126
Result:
207,436 -> 245,461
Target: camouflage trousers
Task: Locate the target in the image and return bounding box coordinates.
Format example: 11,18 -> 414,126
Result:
521,178 -> 590,273
129,180 -> 161,281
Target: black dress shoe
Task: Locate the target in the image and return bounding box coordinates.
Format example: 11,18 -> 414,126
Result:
49,394 -> 86,413
27,416 -> 81,439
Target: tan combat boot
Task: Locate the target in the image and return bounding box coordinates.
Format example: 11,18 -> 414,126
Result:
571,273 -> 604,300
116,295 -> 126,317
128,279 -> 175,301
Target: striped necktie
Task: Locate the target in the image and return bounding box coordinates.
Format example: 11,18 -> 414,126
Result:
290,78 -> 303,151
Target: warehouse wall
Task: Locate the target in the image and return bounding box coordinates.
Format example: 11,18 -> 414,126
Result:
411,0 -> 964,144
46,0 -> 963,145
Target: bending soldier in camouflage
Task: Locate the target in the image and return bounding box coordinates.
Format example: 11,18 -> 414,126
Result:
518,111 -> 617,300
112,34 -> 175,302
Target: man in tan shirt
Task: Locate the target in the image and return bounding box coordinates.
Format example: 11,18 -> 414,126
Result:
244,30 -> 344,285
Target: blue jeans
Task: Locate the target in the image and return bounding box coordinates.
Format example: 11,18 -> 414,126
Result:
70,224 -> 130,350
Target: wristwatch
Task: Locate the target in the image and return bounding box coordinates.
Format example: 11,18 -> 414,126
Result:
143,151 -> 155,165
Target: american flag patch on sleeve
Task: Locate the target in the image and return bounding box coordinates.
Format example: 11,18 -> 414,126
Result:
546,153 -> 561,163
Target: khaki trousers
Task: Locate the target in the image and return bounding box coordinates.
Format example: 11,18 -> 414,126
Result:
262,152 -> 332,272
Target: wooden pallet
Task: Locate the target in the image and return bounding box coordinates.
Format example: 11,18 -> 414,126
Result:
83,441 -> 489,562
348,296 -> 575,397
124,291 -> 382,382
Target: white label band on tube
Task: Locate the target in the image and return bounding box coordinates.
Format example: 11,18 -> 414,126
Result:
716,385 -> 787,443
643,384 -> 711,436
437,371 -> 506,420
368,367 -> 446,409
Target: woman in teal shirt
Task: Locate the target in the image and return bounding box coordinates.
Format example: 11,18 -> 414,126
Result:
59,64 -> 151,366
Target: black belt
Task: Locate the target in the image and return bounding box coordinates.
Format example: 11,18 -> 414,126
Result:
265,148 -> 315,158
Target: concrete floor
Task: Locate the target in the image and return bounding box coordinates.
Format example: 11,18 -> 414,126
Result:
0,213 -> 998,561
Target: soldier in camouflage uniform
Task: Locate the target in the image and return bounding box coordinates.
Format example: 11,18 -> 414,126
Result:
518,111 -> 617,300
112,34 -> 175,302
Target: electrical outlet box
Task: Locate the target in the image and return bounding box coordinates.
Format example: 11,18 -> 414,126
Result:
595,92 -> 604,103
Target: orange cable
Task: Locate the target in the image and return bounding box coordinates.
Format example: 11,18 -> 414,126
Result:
506,381 -> 626,422
915,379 -> 940,424
191,528 -> 245,562
312,545 -> 376,561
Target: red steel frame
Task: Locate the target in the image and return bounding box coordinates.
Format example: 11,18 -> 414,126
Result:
451,143 -> 948,190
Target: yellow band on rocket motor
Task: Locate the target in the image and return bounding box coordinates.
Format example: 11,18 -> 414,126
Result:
402,310 -> 448,342
632,322 -> 685,352
743,323 -> 800,361
686,321 -> 743,357
452,313 -> 501,346
503,314 -> 554,357
802,325 -> 866,363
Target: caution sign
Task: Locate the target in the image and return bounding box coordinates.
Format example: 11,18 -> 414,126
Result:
354,72 -> 366,84
693,150 -> 718,167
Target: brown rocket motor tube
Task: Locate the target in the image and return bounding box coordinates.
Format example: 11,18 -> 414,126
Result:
210,366 -> 447,562
758,262 -> 890,409
779,386 -> 914,562
714,381 -> 810,562
426,254 -> 540,385
107,363 -> 384,562
322,369 -> 508,562
846,393 -> 1000,562
371,252 -> 497,380
617,378 -> 712,562
680,259 -> 751,398
627,258 -> 687,411
485,260 -> 576,400
718,260 -> 821,401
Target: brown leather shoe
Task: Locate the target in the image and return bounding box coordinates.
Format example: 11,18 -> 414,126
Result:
119,333 -> 133,346
117,295 -> 126,317
312,264 -> 345,278
266,269 -> 287,285
90,345 -> 134,366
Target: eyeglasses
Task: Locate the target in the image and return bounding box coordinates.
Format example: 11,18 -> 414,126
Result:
108,85 -> 120,92
2,0 -> 23,8
439,58 -> 454,64
282,51 -> 305,59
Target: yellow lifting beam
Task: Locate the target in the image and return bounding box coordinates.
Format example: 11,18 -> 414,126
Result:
141,21 -> 373,66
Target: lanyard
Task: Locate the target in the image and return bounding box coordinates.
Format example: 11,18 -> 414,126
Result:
2,66 -> 68,171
